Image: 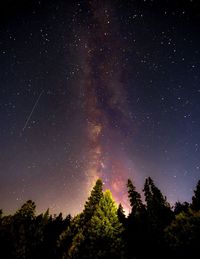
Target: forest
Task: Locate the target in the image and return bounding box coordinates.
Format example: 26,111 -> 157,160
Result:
1,177 -> 200,259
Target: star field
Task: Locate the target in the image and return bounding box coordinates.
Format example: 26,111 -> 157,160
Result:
0,0 -> 200,215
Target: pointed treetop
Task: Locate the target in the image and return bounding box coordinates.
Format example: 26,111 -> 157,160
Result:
15,200 -> 36,219
117,203 -> 126,223
192,179 -> 200,211
83,178 -> 103,220
127,179 -> 145,216
144,177 -> 166,205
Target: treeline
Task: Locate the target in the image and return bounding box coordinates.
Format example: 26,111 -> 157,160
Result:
1,177 -> 200,259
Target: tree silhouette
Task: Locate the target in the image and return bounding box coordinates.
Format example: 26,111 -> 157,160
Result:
143,177 -> 174,259
127,179 -> 145,217
144,177 -> 173,229
59,179 -> 104,258
0,213 -> 15,258
126,179 -> 147,259
82,179 -> 103,222
191,180 -> 200,211
12,200 -> 38,259
1,178 -> 200,259
165,210 -> 200,259
117,203 -> 126,225
174,201 -> 189,215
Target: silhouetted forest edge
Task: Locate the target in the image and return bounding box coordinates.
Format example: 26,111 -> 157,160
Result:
1,177 -> 200,259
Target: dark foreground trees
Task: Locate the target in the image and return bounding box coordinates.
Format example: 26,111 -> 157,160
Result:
1,178 -> 200,259
165,209 -> 200,258
126,179 -> 147,259
0,200 -> 71,259
164,179 -> 200,259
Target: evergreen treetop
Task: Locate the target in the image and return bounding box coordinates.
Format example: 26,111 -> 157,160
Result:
191,180 -> 200,211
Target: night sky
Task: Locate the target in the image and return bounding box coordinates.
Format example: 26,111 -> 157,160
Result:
0,0 -> 200,216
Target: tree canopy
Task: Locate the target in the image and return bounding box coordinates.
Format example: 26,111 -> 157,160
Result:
0,177 -> 200,259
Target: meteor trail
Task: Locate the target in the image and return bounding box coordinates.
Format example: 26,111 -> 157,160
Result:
22,90 -> 44,132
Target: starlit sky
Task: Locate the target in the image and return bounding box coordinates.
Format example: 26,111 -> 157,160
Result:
0,0 -> 200,216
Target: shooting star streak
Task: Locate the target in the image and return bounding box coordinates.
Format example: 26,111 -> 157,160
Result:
22,90 -> 44,132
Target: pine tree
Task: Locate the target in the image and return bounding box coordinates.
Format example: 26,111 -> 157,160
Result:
59,179 -> 104,258
82,179 -> 103,222
117,203 -> 126,225
85,190 -> 125,259
144,177 -> 173,229
126,179 -> 146,259
61,181 -> 125,259
191,180 -> 200,211
143,177 -> 173,259
15,200 -> 36,219
127,179 -> 145,217
11,200 -> 37,259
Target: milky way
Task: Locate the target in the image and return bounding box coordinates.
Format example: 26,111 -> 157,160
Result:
79,1 -> 134,209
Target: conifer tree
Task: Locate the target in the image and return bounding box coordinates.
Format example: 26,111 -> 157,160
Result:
127,179 -> 145,217
84,190 -> 125,259
117,203 -> 126,225
15,200 -> 36,219
59,179 -> 104,258
82,179 -> 103,222
12,200 -> 37,259
191,180 -> 200,211
143,177 -> 173,259
126,179 -> 146,259
60,181 -> 125,259
144,177 -> 173,229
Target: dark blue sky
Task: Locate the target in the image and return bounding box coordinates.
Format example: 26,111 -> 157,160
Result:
0,0 -> 200,215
